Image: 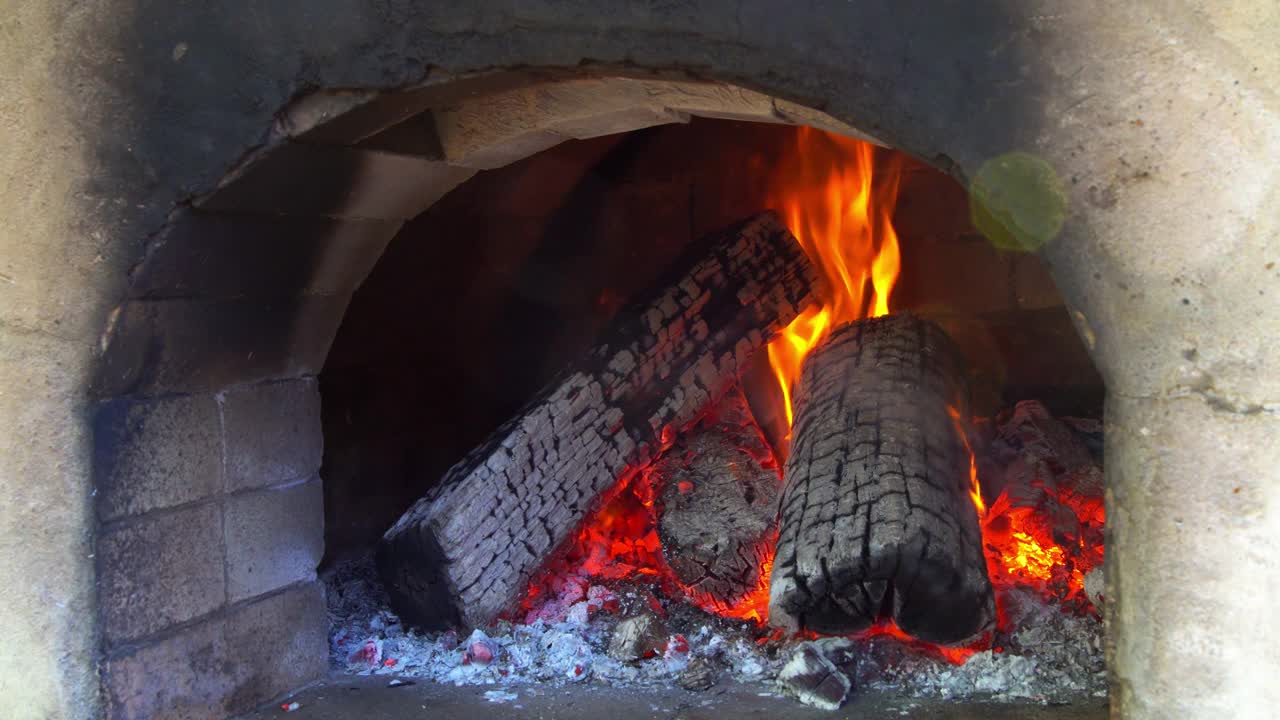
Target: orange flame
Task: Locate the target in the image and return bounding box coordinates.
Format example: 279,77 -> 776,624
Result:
861,620 -> 985,665
946,406 -> 987,517
765,128 -> 903,426
982,487 -> 1104,601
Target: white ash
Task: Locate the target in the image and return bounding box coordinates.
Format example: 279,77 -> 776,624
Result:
324,555 -> 781,688
325,557 -> 1102,703
327,556 -> 1100,702
483,689 -> 519,703
858,589 -> 1106,703
1084,566 -> 1106,610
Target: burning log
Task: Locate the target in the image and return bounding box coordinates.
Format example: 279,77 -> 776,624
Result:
379,212 -> 817,630
648,389 -> 780,612
768,313 -> 994,644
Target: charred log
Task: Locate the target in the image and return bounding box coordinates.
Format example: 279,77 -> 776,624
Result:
768,313 -> 994,644
650,389 -> 780,611
379,212 -> 816,630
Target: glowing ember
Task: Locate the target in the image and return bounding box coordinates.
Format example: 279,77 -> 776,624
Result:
982,487 -> 1105,603
519,464 -> 777,622
709,547 -> 773,623
859,620 -> 986,665
765,127 -> 904,425
947,406 -> 987,517
1005,531 -> 1066,581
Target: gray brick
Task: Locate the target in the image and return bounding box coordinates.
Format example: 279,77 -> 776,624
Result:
222,379 -> 322,491
222,582 -> 328,713
102,583 -> 327,720
98,503 -> 225,646
225,479 -> 324,602
93,394 -> 223,522
103,614 -> 232,720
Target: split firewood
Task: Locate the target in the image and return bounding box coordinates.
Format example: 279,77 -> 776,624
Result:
776,640 -> 857,710
648,388 -> 780,611
379,212 -> 817,630
768,313 -> 994,644
607,612 -> 669,661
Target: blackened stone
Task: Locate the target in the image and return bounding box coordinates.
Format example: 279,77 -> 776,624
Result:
98,503 -> 225,646
130,211 -> 399,300
94,295 -> 349,397
221,582 -> 329,712
93,393 -> 222,522
224,478 -> 325,602
102,582 -> 327,720
221,379 -> 322,491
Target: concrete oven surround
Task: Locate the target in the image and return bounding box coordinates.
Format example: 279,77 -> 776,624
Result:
0,3 -> 1277,719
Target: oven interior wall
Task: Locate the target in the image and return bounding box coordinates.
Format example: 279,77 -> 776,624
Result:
318,117 -> 1102,566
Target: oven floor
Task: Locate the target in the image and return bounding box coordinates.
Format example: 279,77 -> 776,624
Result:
235,675 -> 1108,719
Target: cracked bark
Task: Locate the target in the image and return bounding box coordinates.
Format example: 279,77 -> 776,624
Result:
768,313 -> 994,644
378,212 -> 816,630
650,388 -> 780,611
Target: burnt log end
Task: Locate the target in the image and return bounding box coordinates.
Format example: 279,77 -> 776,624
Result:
768,313 -> 994,644
651,389 -> 780,611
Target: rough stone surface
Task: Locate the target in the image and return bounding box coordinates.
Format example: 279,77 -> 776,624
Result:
97,503 -> 226,646
130,211 -> 400,300
103,610 -> 233,720
1,3 -> 1277,718
1106,395 -> 1280,719
224,479 -> 325,602
93,394 -> 224,522
222,379 -> 323,492
429,77 -> 879,169
222,582 -> 330,712
94,295 -> 350,397
233,676 -> 1108,720
104,582 -> 327,720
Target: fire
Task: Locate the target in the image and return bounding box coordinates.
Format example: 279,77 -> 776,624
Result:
1003,531 -> 1067,581
518,456 -> 778,625
946,406 -> 987,517
765,127 -> 904,425
515,131 -> 1103,669
981,487 -> 1104,601
860,620 -> 985,665
698,543 -> 775,624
